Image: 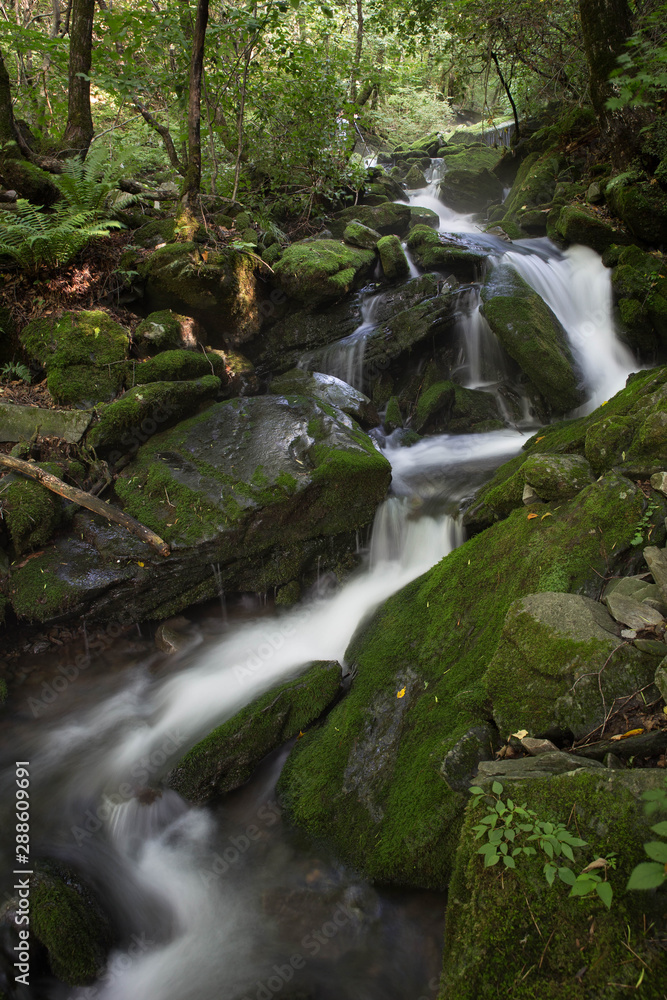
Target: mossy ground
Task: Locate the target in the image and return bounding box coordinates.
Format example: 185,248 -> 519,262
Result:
441,772 -> 667,1000
277,472 -> 658,889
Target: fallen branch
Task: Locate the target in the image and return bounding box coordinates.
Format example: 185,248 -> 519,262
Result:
0,454 -> 170,558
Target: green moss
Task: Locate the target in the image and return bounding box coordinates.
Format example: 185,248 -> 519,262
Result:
46,364 -> 124,406
377,234 -> 410,282
277,472 -> 654,889
132,218 -> 176,248
5,466 -> 63,555
168,660 -> 341,803
328,202 -> 412,240
21,310 -> 128,369
131,349 -> 226,384
30,862 -> 112,986
8,545 -> 75,620
274,240 -> 375,308
406,226 -> 487,273
442,771 -> 667,999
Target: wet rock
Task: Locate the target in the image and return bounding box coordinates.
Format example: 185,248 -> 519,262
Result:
441,724 -> 501,793
439,167 -> 503,215
405,164 -> 427,189
485,591 -> 658,740
521,453 -> 594,501
134,309 -> 206,356
604,592 -> 664,630
269,369 -> 379,428
343,221 -> 382,250
365,168 -> 408,203
477,750 -> 605,781
273,240 -> 375,309
155,618 -> 193,654
0,401 -> 92,444
500,152 -> 560,231
555,205 -> 631,255
606,176 -> 667,245
480,264 -> 585,414
137,241 -> 263,345
408,206 -> 439,229
443,770 -> 667,998
377,234 -> 410,282
277,470 -> 656,888
129,348 -> 228,385
650,471 -> 667,495
86,376 -> 222,458
328,202 -> 412,240
20,310 -> 129,406
644,545 -> 667,603
405,226 -> 488,278
411,380 -> 503,434
610,246 -> 667,359
168,660 -> 342,803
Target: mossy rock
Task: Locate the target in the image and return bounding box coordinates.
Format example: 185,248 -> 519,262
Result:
521,453 -> 594,501
502,152 -> 561,224
606,178 -> 667,246
377,234 -> 410,282
167,660 -> 342,803
29,861 -> 113,985
611,250 -> 667,359
405,164 -> 427,189
269,369 -> 379,428
343,221 -> 382,250
438,145 -> 505,174
480,264 -> 584,414
276,471 -> 658,889
412,380 -> 502,434
439,168 -> 504,215
442,769 -> 667,1000
130,349 -> 227,385
86,376 -> 221,458
555,205 -> 630,255
365,170 -> 408,203
384,395 -> 403,431
408,206 -> 439,230
406,226 -> 487,277
134,309 -> 206,356
132,218 -> 176,249
273,240 -> 375,309
137,241 -> 262,345
3,463 -> 63,556
328,202 -> 412,240
486,591 -> 659,740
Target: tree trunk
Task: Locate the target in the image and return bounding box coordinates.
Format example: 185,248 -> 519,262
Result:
62,0 -> 95,156
349,0 -> 363,102
579,0 -> 633,118
181,0 -> 209,208
0,44 -> 15,145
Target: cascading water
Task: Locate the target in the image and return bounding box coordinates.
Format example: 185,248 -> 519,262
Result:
300,289 -> 385,391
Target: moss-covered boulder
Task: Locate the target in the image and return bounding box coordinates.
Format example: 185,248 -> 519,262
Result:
276,471 -> 662,888
137,241 -> 263,344
520,452 -> 594,500
130,349 -> 227,385
377,234 -> 410,282
486,592 -> 658,740
29,861 -> 113,985
132,218 -> 176,248
2,462 -> 63,555
273,240 -> 375,309
343,221 -> 382,249
439,167 -> 503,215
611,246 -> 667,359
412,381 -> 503,434
606,176 -> 667,246
555,205 -> 630,255
269,369 -> 379,428
438,145 -> 505,174
409,206 -> 440,229
480,264 -> 584,413
364,167 -> 408,203
134,309 -> 206,356
20,310 -> 129,406
441,769 -> 667,999
86,376 -> 221,458
501,152 -> 561,230
405,164 -> 427,189
168,660 -> 342,803
406,226 -> 488,277
328,202 -> 412,240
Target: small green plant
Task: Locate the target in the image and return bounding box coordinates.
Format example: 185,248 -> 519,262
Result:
627,777 -> 667,891
469,781 -> 614,908
0,361 -> 31,383
631,502 -> 659,546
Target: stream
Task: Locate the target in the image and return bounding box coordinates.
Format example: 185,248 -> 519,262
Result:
0,153 -> 640,1000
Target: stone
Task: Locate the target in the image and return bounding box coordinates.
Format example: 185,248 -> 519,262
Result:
520,736 -> 558,755
604,592 -> 665,630
477,750 -> 604,780
269,369 -> 379,428
480,264 -> 585,414
134,309 -> 206,356
441,724 -> 501,793
342,221 -> 382,250
155,621 -> 192,655
404,164 -> 427,189
651,471 -> 667,496
376,234 -> 410,282
644,545 -> 667,602
606,178 -> 667,246
130,349 -> 228,385
408,206 -> 439,229
328,202 -> 412,240
555,205 -> 630,255
522,453 -> 594,501
522,483 -> 540,504
586,180 -> 604,204
405,225 -> 488,278
634,638 -> 667,655
168,661 -> 342,803
439,167 -> 503,215
411,380 -> 503,435
0,401 -> 92,444
486,591 -> 658,740
2,462 -> 64,556
273,240 -> 375,309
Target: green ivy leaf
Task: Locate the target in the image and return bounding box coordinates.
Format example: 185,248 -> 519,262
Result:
627,862 -> 666,891
643,841 -> 667,864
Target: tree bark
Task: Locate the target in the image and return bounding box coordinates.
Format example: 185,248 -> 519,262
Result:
490,51 -> 520,140
62,0 -> 95,156
579,0 -> 633,118
349,0 -> 363,102
181,0 -> 209,207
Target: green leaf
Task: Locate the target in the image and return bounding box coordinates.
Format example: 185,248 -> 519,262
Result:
468,786 -> 485,796
544,863 -> 556,886
643,841 -> 667,864
492,781 -> 504,795
484,851 -> 501,868
570,879 -> 595,897
596,882 -> 613,909
557,867 -> 576,886
627,863 -> 666,890
503,855 -> 516,869
650,821 -> 667,837
561,843 -> 574,862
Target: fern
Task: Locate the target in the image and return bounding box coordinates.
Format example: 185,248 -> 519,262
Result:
0,199 -> 124,273
0,361 -> 31,383
54,144 -> 141,217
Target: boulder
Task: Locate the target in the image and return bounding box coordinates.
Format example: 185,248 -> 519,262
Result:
20,310 -> 129,406
501,152 -> 560,226
442,769 -> 667,999
520,453 -> 594,501
408,206 -> 439,229
0,401 -> 91,444
129,349 -> 227,384
405,226 -> 488,278
485,592 -> 658,740
555,205 -> 630,255
611,245 -> 667,360
269,369 -> 379,428
377,234 -> 410,282
134,309 -> 206,356
404,164 -> 427,189
411,381 -> 503,434
273,240 -> 375,309
606,176 -> 667,245
276,470 -> 658,889
137,242 -> 263,344
6,396 -> 391,626
480,264 -> 585,413
328,202 -> 412,240
167,660 -> 342,803
343,221 -> 382,250
439,168 -> 503,215
2,462 -> 63,556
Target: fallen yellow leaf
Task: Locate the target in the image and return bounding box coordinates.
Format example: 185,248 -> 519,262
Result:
137,561 -> 145,567
511,729 -> 529,740
610,728 -> 644,741
541,512 -> 553,520
397,688 -> 406,699
527,513 -> 538,520
535,435 -> 545,443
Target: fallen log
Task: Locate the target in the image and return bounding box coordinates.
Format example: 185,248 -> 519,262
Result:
0,454 -> 170,558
